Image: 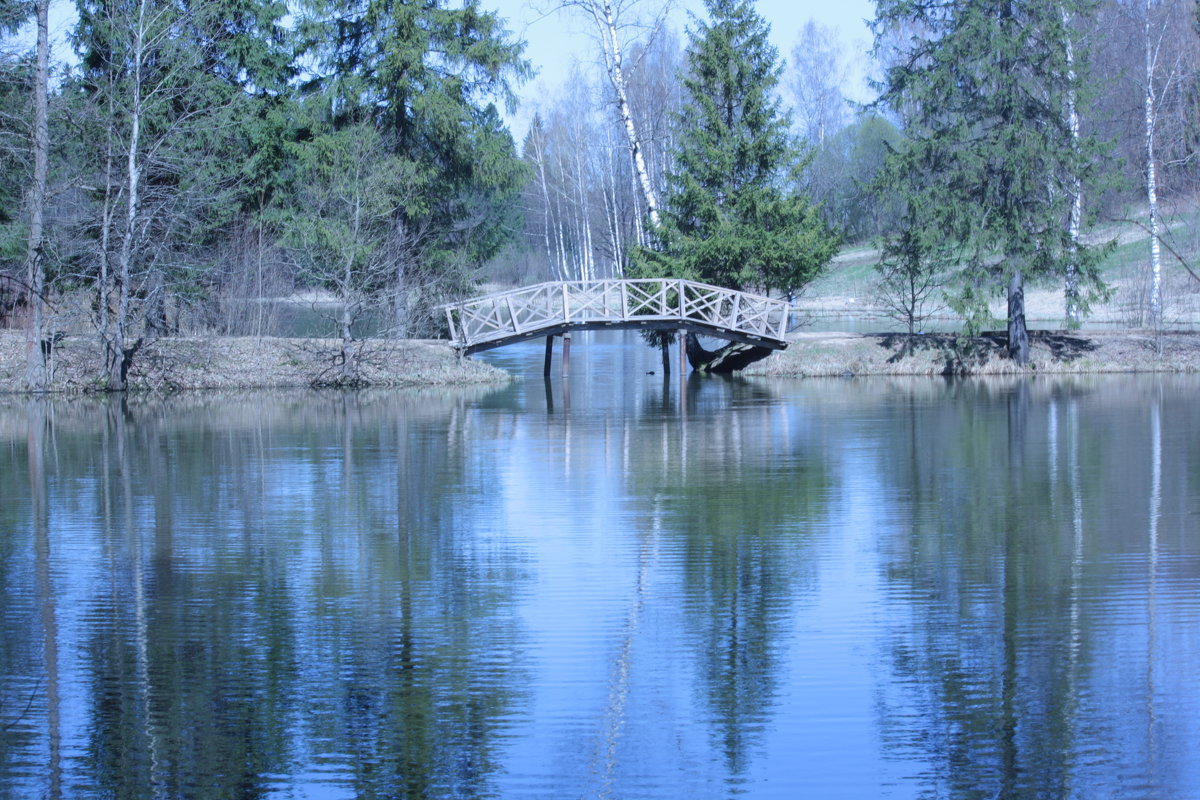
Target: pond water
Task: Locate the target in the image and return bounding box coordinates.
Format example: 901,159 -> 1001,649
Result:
2,331 -> 1199,799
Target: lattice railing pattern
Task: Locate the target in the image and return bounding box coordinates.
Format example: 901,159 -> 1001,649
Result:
444,279 -> 790,351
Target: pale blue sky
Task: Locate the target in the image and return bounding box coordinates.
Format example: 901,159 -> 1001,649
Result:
491,0 -> 877,136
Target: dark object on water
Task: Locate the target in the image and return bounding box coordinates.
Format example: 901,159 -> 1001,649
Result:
685,333 -> 773,374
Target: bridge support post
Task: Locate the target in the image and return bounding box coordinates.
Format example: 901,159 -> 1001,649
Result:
562,332 -> 571,378
679,328 -> 688,417
543,335 -> 554,377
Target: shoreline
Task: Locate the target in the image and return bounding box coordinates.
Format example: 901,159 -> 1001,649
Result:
0,331 -> 510,393
745,329 -> 1200,377
4,328 -> 1200,394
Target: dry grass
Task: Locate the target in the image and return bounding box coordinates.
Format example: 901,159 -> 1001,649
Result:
746,330 -> 1200,378
6,328 -> 1200,394
0,332 -> 509,393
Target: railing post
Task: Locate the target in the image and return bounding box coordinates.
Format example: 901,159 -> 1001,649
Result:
505,296 -> 518,333
444,306 -> 458,345
678,279 -> 686,321
562,283 -> 570,323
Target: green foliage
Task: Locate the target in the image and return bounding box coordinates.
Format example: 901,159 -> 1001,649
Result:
0,51 -> 30,252
636,0 -> 838,295
0,0 -> 29,33
297,0 -> 530,274
873,0 -> 1111,327
278,121 -> 427,300
804,113 -> 904,242
875,199 -> 954,335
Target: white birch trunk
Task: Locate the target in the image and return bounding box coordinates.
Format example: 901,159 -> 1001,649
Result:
604,146 -> 624,277
1145,0 -> 1163,328
111,0 -> 150,390
532,134 -> 555,269
574,147 -> 594,280
1062,4 -> 1083,328
597,0 -> 661,230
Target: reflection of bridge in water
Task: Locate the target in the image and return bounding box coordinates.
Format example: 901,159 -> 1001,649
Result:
443,279 -> 791,358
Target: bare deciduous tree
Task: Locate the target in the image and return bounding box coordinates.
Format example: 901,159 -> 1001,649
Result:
23,0 -> 50,390
790,19 -> 851,146
550,0 -> 669,229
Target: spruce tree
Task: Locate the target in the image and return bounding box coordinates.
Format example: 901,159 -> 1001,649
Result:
873,0 -> 1111,363
297,0 -> 530,275
638,0 -> 837,296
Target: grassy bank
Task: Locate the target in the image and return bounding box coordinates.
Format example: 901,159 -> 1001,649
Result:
0,331 -> 509,393
6,327 -> 1198,394
797,215 -> 1200,329
745,330 -> 1200,378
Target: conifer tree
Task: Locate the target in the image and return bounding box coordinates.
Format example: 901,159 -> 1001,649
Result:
873,0 -> 1110,363
296,0 -> 530,330
637,0 -> 837,296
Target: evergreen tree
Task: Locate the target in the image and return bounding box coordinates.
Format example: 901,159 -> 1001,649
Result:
296,0 -> 530,331
637,0 -> 837,296
873,0 -> 1111,363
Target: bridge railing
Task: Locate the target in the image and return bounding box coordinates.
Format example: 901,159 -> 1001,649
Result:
443,278 -> 790,352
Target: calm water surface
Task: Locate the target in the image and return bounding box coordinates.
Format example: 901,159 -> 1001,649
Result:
2,331 -> 1199,799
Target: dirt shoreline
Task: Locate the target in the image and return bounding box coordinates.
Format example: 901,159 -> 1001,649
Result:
745,329 -> 1200,377
4,328 -> 1199,393
0,331 -> 510,393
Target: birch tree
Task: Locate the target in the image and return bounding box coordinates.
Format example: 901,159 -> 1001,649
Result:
1143,0 -> 1164,328
552,0 -> 667,229
1131,0 -> 1198,328
790,19 -> 851,147
1062,3 -> 1084,328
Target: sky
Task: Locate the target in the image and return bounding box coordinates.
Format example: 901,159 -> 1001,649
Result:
488,0 -> 878,138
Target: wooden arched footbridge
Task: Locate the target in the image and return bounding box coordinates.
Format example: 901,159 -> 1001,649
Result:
443,279 -> 791,355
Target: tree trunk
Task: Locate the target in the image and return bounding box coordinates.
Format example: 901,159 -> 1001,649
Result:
143,269 -> 170,336
110,0 -> 151,391
1144,0 -> 1162,329
597,0 -> 661,230
340,301 -> 354,385
684,332 -> 773,373
1062,3 -> 1083,329
1007,270 -> 1030,365
23,0 -> 50,391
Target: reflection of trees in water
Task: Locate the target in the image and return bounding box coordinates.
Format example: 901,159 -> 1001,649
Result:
501,383 -> 827,787
0,391 -> 529,799
872,377 -> 1200,798
635,398 -> 830,783
0,402 -> 62,798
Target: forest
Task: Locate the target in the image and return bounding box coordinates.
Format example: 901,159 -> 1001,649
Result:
2,0 -> 1200,389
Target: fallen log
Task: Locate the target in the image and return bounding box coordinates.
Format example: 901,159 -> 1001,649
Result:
685,332 -> 773,374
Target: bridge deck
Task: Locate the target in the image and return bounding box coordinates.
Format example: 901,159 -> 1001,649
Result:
443,279 -> 791,355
